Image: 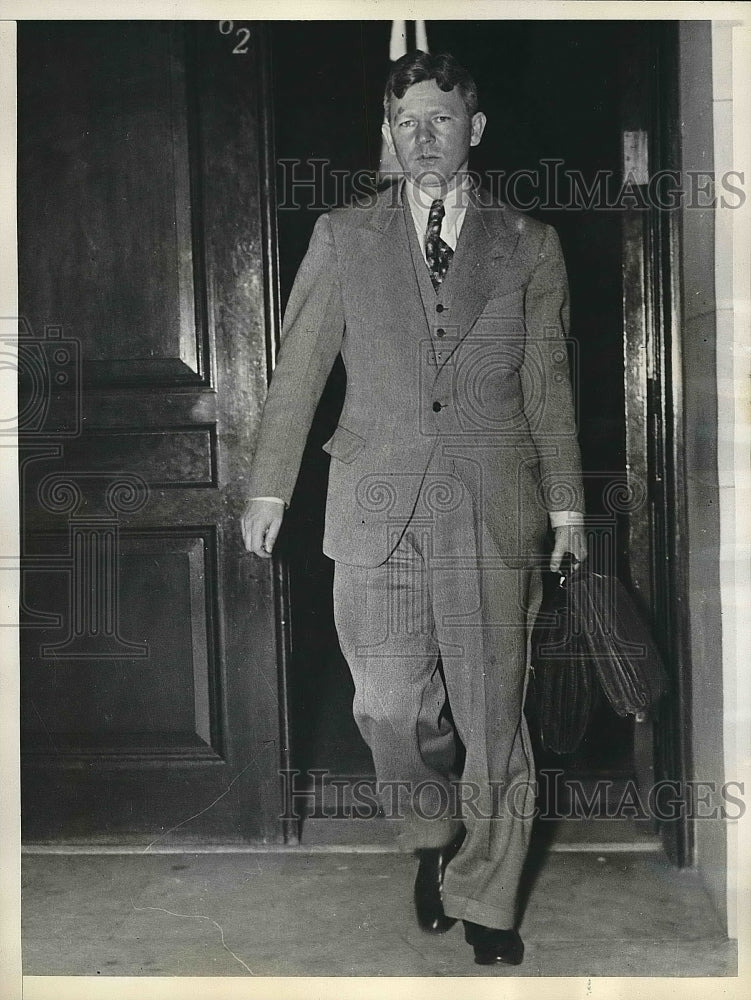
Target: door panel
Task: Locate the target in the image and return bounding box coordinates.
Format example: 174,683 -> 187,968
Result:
20,23 -> 206,385
21,530 -> 218,749
19,22 -> 283,843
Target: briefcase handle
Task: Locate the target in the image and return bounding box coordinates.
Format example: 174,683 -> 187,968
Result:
556,551 -> 580,588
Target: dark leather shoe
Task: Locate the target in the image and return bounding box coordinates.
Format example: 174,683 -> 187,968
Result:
413,828 -> 465,933
463,920 -> 524,965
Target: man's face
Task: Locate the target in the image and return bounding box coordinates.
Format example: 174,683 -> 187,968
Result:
382,78 -> 486,193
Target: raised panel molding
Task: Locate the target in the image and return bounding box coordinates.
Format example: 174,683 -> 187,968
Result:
19,22 -> 211,389
21,529 -> 223,762
56,427 -> 218,488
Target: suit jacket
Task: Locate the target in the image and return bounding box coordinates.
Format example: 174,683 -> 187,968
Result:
248,181 -> 585,568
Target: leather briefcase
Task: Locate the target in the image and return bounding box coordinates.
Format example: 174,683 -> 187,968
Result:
530,554 -> 668,754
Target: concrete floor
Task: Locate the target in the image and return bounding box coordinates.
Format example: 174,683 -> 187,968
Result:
22,841 -> 736,978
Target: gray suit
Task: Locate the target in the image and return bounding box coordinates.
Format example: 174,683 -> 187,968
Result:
248,179 -> 584,929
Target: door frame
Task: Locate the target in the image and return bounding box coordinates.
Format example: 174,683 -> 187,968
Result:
621,21 -> 693,867
256,24 -> 298,844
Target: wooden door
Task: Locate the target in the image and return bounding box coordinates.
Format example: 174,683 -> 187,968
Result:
18,21 -> 286,844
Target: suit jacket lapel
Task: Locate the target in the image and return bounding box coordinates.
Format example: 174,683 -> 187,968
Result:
359,181 -> 432,342
443,187 -> 523,341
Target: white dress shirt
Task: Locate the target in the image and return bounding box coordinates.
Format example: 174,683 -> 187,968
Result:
253,175 -> 583,529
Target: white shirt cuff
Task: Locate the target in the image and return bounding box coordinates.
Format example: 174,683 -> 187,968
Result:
250,496 -> 287,507
549,511 -> 585,528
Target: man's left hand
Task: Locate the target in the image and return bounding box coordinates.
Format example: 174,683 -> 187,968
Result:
550,524 -> 588,573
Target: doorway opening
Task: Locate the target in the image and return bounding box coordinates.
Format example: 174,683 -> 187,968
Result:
269,20 -> 686,854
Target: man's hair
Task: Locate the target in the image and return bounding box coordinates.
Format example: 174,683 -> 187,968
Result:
383,50 -> 479,120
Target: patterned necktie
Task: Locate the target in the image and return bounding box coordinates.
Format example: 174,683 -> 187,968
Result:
424,199 -> 454,292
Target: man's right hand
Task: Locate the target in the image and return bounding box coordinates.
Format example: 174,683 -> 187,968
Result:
241,498 -> 285,558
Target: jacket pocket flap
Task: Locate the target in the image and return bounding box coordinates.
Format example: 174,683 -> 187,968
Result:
322,424 -> 366,464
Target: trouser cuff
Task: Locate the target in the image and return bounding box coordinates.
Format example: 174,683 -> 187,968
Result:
441,892 -> 517,931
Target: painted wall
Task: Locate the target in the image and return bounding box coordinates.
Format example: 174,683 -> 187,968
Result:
710,19 -> 749,942
680,19 -> 749,939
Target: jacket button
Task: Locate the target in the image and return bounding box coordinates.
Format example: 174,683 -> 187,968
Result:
436,328 -> 445,338
432,401 -> 443,412
436,303 -> 445,312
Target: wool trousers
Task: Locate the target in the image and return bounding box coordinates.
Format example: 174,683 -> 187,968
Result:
332,463 -> 543,930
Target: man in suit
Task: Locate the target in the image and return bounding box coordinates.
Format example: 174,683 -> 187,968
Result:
242,51 -> 587,965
